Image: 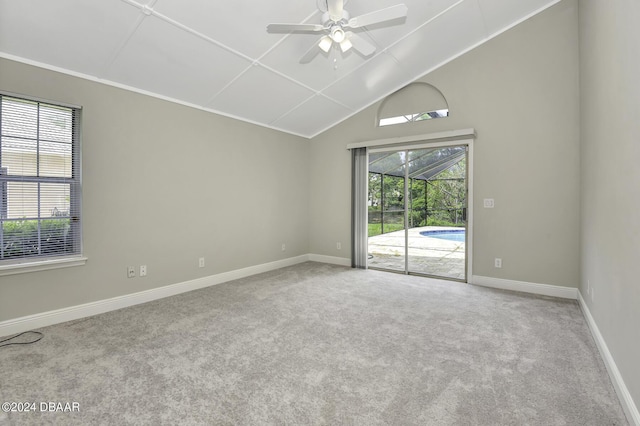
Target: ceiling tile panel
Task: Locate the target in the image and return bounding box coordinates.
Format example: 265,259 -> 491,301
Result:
152,0 -> 314,59
0,0 -> 140,76
387,0 -> 487,83
207,65 -> 315,125
322,52 -> 410,110
271,95 -> 353,138
104,15 -> 251,106
477,0 -> 559,36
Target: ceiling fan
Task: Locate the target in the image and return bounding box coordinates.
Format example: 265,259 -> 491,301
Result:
267,0 -> 408,64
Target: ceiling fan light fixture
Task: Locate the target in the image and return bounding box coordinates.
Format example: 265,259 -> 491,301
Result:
330,26 -> 346,43
318,35 -> 333,52
340,38 -> 353,52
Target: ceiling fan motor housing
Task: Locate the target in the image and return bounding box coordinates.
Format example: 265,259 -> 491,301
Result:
321,10 -> 350,26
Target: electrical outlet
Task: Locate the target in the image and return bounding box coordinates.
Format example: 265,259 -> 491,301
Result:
281,243 -> 286,251
494,258 -> 502,268
483,198 -> 495,208
140,265 -> 147,277
127,266 -> 135,278
199,257 -> 205,268
337,242 -> 341,250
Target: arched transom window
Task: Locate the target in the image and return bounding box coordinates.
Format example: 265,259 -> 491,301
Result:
377,82 -> 449,127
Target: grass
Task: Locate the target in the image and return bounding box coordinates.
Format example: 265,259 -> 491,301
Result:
368,223 -> 404,237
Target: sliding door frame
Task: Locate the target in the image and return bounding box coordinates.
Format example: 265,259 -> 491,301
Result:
350,130 -> 475,282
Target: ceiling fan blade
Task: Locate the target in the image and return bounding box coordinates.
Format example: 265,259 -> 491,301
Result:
347,32 -> 376,57
327,0 -> 344,22
267,23 -> 325,33
347,4 -> 408,29
300,37 -> 326,64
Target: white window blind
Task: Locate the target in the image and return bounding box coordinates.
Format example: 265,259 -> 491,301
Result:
0,93 -> 82,264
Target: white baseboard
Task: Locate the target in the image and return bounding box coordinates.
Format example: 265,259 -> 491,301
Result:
578,292 -> 640,426
308,254 -> 351,267
471,275 -> 578,299
0,254 -> 311,337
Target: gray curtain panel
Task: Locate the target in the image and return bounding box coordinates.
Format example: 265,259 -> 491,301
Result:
351,147 -> 368,269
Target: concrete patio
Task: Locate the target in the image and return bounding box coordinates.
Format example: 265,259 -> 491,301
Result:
367,226 -> 466,280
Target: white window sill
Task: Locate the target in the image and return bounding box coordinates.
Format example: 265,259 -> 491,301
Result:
0,256 -> 87,277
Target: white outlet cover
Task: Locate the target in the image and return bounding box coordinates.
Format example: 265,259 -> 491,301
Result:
483,199 -> 495,208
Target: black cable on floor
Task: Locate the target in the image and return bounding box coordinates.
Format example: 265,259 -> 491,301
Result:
0,331 -> 44,348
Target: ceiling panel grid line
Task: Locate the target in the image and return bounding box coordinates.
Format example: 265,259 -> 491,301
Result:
254,11 -> 321,62
99,6 -> 149,79
124,0 -> 255,63
213,60 -> 340,106
268,92 -> 354,126
385,0 -> 467,64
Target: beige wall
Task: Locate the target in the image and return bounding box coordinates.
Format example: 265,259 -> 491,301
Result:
579,0 -> 640,412
0,57 -> 309,321
309,0 -> 580,288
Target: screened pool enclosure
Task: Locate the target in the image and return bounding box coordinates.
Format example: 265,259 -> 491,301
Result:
367,145 -> 468,280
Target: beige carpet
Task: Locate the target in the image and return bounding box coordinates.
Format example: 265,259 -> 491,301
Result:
0,262 -> 628,425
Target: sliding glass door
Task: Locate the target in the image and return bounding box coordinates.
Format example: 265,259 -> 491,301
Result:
367,144 -> 468,281
367,151 -> 406,273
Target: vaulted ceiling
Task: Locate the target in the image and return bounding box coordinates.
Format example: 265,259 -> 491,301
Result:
0,0 -> 559,138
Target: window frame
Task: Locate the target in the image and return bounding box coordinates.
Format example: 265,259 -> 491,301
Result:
0,92 -> 86,276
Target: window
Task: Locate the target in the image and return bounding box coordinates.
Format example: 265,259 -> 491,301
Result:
0,93 -> 82,266
377,82 -> 449,128
378,109 -> 449,127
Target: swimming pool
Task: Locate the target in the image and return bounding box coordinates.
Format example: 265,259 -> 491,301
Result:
419,229 -> 466,242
